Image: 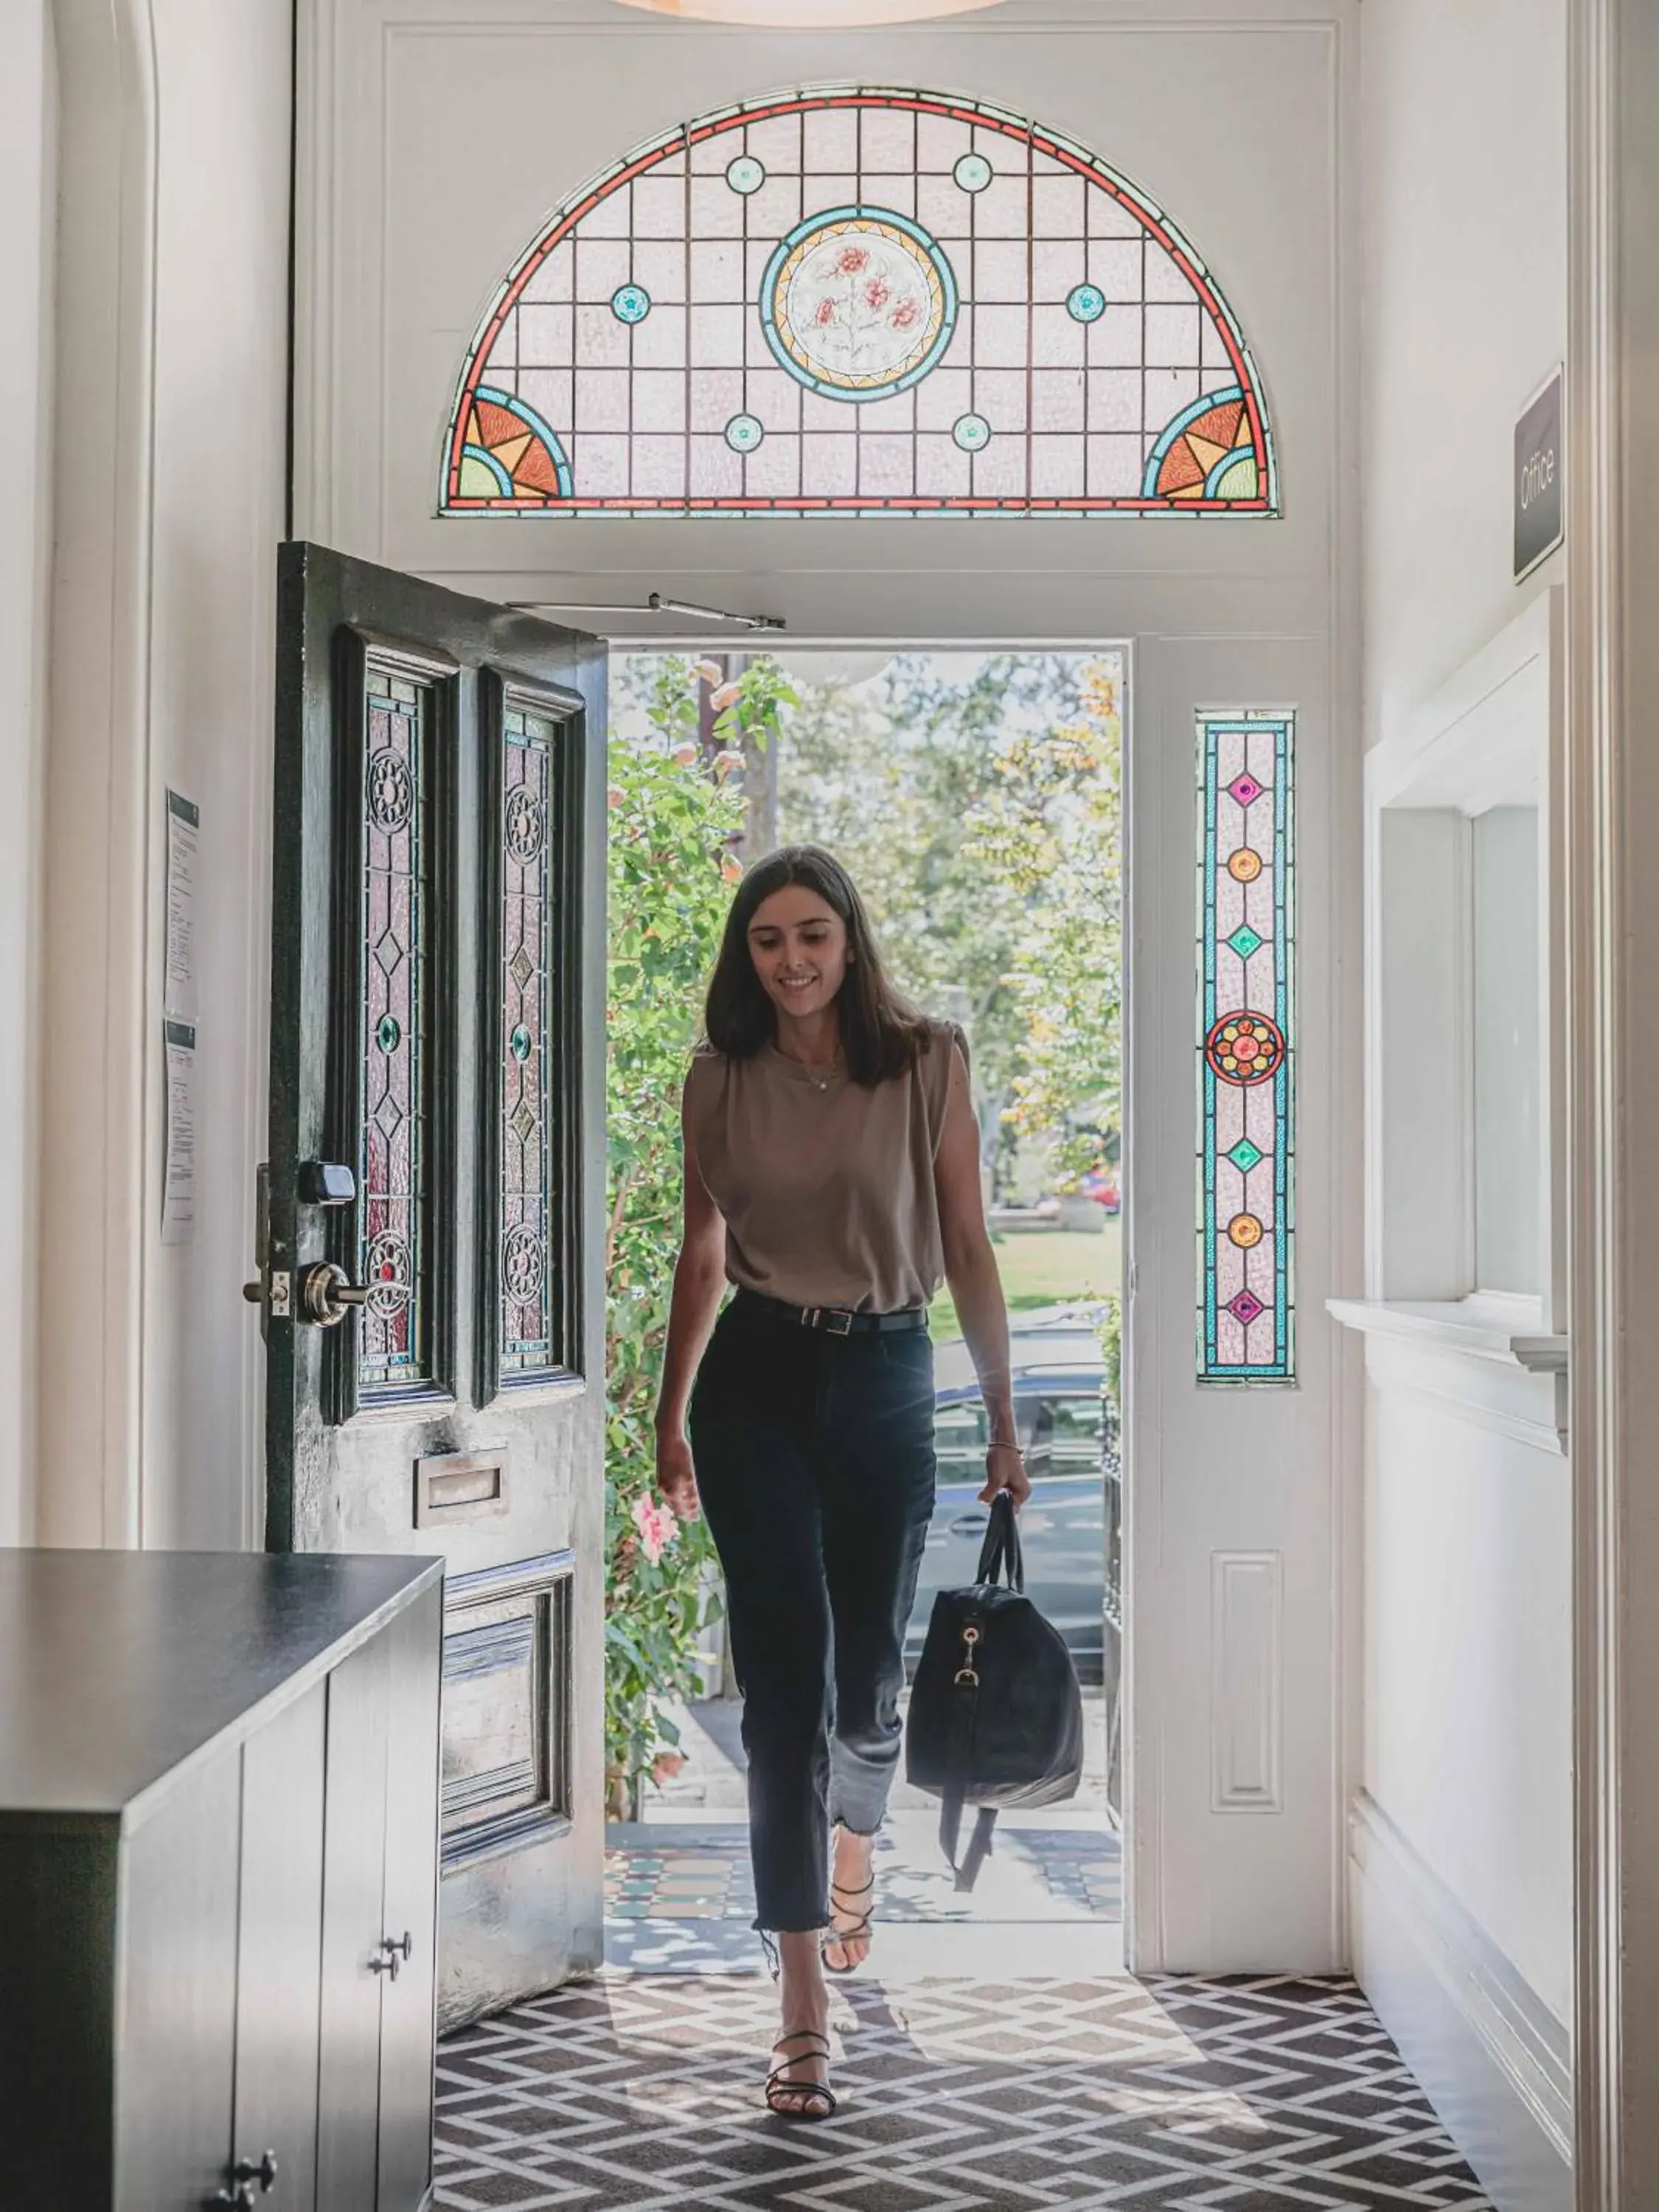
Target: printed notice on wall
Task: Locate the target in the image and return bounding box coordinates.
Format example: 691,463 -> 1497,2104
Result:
164,788 -> 199,1020
161,1020 -> 197,1246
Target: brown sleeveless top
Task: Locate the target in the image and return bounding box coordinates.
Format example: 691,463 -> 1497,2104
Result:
684,1019 -> 966,1313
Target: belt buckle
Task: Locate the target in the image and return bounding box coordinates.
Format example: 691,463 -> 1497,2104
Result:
823,1308 -> 855,1337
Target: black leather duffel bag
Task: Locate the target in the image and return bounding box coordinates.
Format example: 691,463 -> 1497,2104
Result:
904,1491 -> 1084,1891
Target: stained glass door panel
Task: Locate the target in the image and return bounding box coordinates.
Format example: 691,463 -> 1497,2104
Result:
360,670 -> 431,1394
1197,712 -> 1295,1381
495,699 -> 576,1388
262,543 -> 607,2026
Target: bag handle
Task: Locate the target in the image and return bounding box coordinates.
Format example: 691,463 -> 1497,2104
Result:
974,1489 -> 1023,1590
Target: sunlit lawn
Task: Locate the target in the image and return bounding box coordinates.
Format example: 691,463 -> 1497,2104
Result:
930,1225 -> 1124,1341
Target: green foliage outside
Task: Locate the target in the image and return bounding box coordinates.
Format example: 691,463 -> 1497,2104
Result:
961,660 -> 1124,1185
602,649 -> 1122,1801
776,653 -> 1123,1190
602,655 -> 790,1801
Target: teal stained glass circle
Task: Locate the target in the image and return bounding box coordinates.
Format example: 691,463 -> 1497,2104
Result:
952,412 -> 992,453
953,152 -> 993,193
611,284 -> 651,325
509,1023 -> 533,1063
725,413 -> 764,453
1067,282 -> 1107,324
726,154 -> 765,195
376,1013 -> 401,1055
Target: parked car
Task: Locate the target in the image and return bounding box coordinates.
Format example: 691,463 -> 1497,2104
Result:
907,1304 -> 1113,1680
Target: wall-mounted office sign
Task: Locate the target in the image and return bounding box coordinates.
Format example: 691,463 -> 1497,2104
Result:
1514,367 -> 1563,582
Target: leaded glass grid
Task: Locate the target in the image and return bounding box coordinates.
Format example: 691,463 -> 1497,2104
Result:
500,705 -> 558,1380
1197,711 -> 1294,1382
442,86 -> 1276,519
360,674 -> 429,1391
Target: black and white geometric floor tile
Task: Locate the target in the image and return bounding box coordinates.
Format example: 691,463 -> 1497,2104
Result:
435,1972 -> 1493,2211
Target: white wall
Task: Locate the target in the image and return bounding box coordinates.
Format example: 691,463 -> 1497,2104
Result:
139,0 -> 291,1545
0,1 -> 57,1547
1354,4 -> 1571,2203
32,0 -> 291,1551
1361,0 -> 1566,750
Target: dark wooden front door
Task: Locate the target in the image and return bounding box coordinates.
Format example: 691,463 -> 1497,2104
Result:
254,542 -> 605,2028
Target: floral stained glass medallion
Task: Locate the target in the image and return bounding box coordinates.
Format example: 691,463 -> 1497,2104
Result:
500,705 -> 560,1381
442,86 -> 1278,519
1197,712 -> 1294,1382
360,673 -> 429,1392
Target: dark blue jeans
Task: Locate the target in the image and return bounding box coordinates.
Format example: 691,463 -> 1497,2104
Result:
689,1295 -> 938,1936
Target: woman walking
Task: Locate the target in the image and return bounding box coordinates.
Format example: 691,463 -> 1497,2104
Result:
654,845 -> 1029,2119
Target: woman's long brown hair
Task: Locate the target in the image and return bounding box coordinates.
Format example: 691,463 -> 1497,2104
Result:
703,845 -> 934,1085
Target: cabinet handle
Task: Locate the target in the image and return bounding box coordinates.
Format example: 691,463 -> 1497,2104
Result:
370,1929 -> 413,1980
215,2149 -> 277,2203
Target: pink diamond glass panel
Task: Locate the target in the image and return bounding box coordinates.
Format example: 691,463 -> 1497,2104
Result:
1198,712 -> 1294,1381
361,674 -> 429,1391
440,87 -> 1277,518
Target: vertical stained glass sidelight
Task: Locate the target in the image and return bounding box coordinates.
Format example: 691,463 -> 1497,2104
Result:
360,674 -> 429,1391
501,706 -> 557,1380
1197,712 -> 1294,1382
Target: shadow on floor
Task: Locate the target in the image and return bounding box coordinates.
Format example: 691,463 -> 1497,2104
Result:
435,1969 -> 1495,2211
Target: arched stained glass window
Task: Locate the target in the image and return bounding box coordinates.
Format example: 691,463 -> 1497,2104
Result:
442,86 -> 1278,519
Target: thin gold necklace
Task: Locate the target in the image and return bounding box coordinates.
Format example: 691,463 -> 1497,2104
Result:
776,1040 -> 842,1091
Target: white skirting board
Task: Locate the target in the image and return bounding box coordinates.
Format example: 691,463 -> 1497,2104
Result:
1348,1790 -> 1571,2212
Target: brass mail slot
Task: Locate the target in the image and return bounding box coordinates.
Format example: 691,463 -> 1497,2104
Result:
414,1450 -> 509,1527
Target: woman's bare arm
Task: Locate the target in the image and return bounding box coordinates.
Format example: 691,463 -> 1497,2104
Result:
933,1045 -> 1031,1508
653,1099 -> 728,1519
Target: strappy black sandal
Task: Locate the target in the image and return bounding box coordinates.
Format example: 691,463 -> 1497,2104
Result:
765,2028 -> 837,2120
820,1871 -> 874,1976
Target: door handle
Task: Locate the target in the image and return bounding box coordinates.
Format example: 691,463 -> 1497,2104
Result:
371,1930 -> 413,1980
296,1260 -> 380,1326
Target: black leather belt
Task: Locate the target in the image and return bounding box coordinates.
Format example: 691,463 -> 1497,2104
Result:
732,1289 -> 929,1338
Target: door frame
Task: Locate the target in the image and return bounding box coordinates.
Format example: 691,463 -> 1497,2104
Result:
605,629 -> 1355,1978
1565,0 -> 1659,2197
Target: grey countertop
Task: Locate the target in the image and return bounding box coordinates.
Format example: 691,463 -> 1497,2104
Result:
0,1548 -> 441,1827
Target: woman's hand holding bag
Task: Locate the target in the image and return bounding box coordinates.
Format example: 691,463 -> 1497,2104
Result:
979,1439 -> 1031,1509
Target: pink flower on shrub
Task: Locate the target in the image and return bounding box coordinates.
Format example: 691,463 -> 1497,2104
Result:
671,741 -> 698,766
709,681 -> 741,711
632,1494 -> 678,1565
